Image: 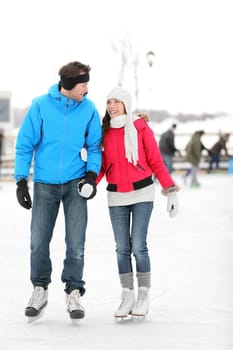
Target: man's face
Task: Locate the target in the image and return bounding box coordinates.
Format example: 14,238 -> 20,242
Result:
68,82 -> 89,102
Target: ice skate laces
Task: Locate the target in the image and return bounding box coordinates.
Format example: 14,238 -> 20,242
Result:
28,286 -> 47,309
120,289 -> 131,305
117,289 -> 134,310
66,289 -> 84,312
135,287 -> 149,309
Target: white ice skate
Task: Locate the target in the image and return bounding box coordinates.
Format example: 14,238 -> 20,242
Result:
25,286 -> 48,323
132,287 -> 149,319
66,289 -> 85,323
114,288 -> 135,321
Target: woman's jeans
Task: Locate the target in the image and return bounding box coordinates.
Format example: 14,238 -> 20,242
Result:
109,202 -> 154,274
30,180 -> 87,295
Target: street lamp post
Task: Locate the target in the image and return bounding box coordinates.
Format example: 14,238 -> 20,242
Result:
146,51 -> 155,109
146,51 -> 155,68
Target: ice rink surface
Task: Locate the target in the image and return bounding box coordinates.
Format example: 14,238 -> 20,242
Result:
0,173 -> 232,350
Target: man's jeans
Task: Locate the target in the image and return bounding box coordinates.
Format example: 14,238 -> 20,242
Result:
161,153 -> 173,174
209,153 -> 220,171
30,180 -> 87,295
109,202 -> 154,274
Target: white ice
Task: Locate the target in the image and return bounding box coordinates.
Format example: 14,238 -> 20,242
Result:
0,173 -> 233,350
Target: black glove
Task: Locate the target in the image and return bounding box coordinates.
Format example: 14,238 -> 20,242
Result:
77,171 -> 97,200
16,179 -> 32,209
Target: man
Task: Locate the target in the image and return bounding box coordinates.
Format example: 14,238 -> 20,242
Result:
159,124 -> 180,173
14,61 -> 102,322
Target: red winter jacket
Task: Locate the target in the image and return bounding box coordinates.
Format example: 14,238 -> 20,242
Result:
96,118 -> 175,192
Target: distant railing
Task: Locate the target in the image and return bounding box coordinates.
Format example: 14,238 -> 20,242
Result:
1,154 -> 232,180
172,154 -> 231,172
0,132 -> 232,179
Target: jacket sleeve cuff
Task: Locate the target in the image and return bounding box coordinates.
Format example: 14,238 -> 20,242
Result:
161,184 -> 180,196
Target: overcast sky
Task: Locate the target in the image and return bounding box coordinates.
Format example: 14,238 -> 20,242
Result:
0,0 -> 232,116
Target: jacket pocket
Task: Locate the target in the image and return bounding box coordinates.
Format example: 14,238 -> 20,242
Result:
135,163 -> 145,172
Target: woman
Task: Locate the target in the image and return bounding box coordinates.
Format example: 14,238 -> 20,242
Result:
183,130 -> 206,187
96,87 -> 179,319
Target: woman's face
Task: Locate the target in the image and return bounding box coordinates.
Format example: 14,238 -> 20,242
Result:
106,98 -> 125,118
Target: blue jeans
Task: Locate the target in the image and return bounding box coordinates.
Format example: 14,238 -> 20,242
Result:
208,153 -> 220,171
108,202 -> 154,274
30,180 -> 87,295
161,153 -> 173,173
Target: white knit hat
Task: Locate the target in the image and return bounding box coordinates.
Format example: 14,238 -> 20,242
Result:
107,86 -> 138,165
106,87 -> 132,114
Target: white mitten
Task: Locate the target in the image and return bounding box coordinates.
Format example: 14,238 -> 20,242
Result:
167,192 -> 178,218
77,172 -> 97,200
78,183 -> 94,198
80,148 -> 87,162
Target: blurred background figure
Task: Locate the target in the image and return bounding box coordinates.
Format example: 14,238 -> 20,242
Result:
183,130 -> 208,188
0,128 -> 4,183
207,133 -> 230,173
137,113 -> 150,122
159,124 -> 181,174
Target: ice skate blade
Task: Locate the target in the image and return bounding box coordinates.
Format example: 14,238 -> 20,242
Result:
26,309 -> 45,324
114,315 -> 133,323
71,319 -> 81,325
132,314 -> 147,320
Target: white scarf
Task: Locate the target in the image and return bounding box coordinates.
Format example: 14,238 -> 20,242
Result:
110,114 -> 138,165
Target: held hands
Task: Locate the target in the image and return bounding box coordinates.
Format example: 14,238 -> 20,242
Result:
77,171 -> 97,200
16,179 -> 32,209
167,192 -> 178,217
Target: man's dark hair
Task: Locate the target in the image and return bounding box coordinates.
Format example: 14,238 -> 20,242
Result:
58,61 -> 91,78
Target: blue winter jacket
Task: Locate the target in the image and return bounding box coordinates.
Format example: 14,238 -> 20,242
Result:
14,84 -> 102,184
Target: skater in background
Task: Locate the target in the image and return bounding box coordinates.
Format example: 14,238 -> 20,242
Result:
207,133 -> 230,173
97,87 -> 179,319
159,123 -> 181,173
0,128 -> 4,181
14,61 -> 102,322
183,130 -> 208,187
